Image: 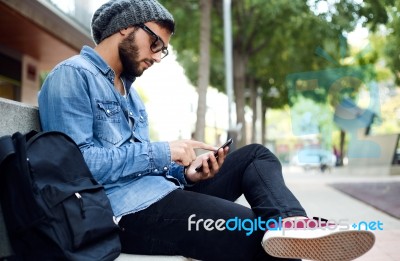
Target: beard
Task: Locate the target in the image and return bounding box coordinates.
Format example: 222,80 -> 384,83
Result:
118,30 -> 143,77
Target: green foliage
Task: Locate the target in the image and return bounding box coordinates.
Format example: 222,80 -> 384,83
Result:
358,0 -> 393,30
383,1 -> 400,85
159,0 -> 397,109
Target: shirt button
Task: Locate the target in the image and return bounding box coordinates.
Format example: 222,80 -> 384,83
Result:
163,167 -> 168,171
154,169 -> 158,172
129,112 -> 133,116
138,173 -> 142,177
106,109 -> 110,113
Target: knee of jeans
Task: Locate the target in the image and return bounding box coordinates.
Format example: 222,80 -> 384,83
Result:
243,143 -> 265,153
245,144 -> 279,161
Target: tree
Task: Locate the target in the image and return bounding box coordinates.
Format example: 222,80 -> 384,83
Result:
159,0 -> 395,148
194,0 -> 212,141
221,0 -> 324,146
320,0 -> 395,164
162,0 -> 340,146
383,1 -> 400,85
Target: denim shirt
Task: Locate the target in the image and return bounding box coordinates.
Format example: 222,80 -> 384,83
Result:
38,46 -> 187,218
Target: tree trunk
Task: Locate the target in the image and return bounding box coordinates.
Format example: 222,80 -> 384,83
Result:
262,105 -> 267,145
194,0 -> 212,142
339,129 -> 345,166
233,50 -> 248,147
249,80 -> 257,143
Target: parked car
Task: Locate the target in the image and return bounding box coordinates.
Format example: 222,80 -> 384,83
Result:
291,148 -> 336,171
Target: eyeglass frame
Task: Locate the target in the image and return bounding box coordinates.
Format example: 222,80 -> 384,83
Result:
137,24 -> 169,59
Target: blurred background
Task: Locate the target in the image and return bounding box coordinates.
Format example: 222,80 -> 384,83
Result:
1,0 -> 399,175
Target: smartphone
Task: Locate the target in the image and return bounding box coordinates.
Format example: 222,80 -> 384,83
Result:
195,138 -> 233,172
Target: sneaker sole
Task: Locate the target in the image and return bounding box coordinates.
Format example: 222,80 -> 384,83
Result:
263,230 -> 375,261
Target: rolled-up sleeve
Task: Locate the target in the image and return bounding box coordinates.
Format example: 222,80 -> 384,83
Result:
166,162 -> 192,186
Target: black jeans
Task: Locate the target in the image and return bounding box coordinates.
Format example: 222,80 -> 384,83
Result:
119,144 -> 306,260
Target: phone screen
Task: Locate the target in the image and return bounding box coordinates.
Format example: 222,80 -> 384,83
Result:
213,138 -> 233,159
195,138 -> 233,172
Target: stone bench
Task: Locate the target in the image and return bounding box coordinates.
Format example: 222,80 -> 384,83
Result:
0,97 -> 188,261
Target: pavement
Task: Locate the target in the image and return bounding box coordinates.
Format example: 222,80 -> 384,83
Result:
282,165 -> 400,261
117,165 -> 400,261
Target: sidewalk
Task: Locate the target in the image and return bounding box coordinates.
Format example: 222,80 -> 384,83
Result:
282,165 -> 400,261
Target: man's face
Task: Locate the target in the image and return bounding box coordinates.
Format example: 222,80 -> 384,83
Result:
118,23 -> 171,77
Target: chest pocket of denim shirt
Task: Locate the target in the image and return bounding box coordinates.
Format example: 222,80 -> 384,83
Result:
96,101 -> 123,145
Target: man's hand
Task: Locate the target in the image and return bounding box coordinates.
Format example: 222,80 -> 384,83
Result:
168,140 -> 216,167
184,146 -> 229,183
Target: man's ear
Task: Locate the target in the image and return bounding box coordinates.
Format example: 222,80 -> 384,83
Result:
119,28 -> 129,36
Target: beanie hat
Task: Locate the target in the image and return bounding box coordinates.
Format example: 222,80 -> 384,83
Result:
91,0 -> 174,45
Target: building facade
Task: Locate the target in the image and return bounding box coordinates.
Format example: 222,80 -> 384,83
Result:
0,0 -> 101,105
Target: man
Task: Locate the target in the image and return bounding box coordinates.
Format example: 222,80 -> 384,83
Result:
38,0 -> 375,260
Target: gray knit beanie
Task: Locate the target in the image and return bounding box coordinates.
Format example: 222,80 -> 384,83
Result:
91,0 -> 174,45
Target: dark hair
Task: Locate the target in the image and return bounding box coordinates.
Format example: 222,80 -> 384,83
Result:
155,19 -> 175,35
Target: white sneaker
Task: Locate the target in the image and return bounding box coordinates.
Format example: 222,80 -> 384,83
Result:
262,217 -> 375,261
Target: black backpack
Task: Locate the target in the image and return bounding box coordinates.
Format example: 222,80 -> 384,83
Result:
0,131 -> 121,261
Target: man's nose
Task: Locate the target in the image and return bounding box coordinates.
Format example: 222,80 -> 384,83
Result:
151,52 -> 162,63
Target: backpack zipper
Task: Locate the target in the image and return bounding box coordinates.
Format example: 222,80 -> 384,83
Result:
75,192 -> 86,219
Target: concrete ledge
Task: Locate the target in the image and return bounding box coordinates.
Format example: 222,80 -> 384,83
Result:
0,97 -> 41,136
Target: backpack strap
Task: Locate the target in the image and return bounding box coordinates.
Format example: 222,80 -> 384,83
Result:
0,135 -> 15,166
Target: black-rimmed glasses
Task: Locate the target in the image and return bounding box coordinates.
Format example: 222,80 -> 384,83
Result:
138,24 -> 169,59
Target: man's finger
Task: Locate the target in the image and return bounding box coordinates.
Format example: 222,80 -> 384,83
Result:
187,140 -> 217,151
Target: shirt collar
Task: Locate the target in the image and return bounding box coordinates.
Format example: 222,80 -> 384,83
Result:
80,45 -> 136,88
81,45 -> 110,75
